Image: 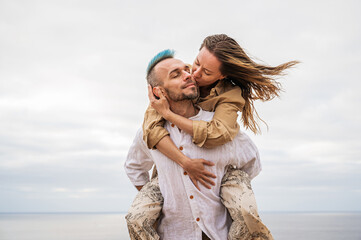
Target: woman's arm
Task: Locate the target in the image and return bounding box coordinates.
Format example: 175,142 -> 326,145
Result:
150,85 -> 244,149
194,89 -> 243,148
147,86 -> 194,135
144,86 -> 216,190
142,105 -> 170,149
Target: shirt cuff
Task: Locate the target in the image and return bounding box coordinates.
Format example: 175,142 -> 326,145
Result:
131,179 -> 150,187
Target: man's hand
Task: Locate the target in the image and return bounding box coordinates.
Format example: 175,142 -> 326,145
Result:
148,85 -> 171,118
135,185 -> 143,191
183,158 -> 216,191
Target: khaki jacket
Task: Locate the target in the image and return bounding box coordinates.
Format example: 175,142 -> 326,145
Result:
142,80 -> 245,149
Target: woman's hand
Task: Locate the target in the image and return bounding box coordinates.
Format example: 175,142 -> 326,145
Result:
148,85 -> 171,118
182,158 -> 216,191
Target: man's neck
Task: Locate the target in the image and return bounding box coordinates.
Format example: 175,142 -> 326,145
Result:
169,100 -> 198,118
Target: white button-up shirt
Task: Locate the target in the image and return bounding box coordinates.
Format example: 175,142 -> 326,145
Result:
125,108 -> 261,240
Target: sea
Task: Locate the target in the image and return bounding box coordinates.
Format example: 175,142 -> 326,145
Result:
0,212 -> 360,240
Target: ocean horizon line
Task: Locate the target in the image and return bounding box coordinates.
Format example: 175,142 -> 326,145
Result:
1,210 -> 361,215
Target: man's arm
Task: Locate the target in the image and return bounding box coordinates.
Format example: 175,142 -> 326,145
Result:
230,133 -> 262,180
135,185 -> 143,191
124,129 -> 155,189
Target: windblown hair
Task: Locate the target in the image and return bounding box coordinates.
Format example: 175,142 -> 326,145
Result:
201,34 -> 299,134
146,49 -> 175,87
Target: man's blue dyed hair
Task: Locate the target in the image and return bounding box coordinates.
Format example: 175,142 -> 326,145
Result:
146,49 -> 175,76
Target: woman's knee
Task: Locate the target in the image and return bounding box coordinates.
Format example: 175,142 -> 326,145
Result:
221,165 -> 251,189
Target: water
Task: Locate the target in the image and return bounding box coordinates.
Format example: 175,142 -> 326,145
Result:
0,213 -> 129,240
262,212 -> 361,240
0,212 -> 360,240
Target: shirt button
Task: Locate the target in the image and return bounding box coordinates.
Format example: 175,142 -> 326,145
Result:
179,146 -> 183,150
183,171 -> 187,175
171,123 -> 175,127
190,195 -> 194,199
196,218 -> 200,222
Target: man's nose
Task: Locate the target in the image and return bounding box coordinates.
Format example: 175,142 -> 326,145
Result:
183,70 -> 191,80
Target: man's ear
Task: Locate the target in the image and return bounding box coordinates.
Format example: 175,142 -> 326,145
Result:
153,87 -> 160,99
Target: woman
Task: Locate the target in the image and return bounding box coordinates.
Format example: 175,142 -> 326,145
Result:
127,34 -> 298,240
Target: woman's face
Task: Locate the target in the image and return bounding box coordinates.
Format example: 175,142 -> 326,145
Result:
192,47 -> 225,87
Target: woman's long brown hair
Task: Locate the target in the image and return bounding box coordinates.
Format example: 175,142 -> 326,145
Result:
201,34 -> 299,134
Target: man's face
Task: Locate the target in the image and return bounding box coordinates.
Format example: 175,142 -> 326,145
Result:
155,58 -> 199,102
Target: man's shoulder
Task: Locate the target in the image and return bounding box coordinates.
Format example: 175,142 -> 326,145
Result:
132,128 -> 150,149
135,127 -> 143,140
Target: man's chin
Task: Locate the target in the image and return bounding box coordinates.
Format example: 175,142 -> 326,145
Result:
185,90 -> 199,100
185,88 -> 198,96
166,87 -> 199,102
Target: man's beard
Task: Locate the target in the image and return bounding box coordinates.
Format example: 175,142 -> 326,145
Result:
165,86 -> 199,102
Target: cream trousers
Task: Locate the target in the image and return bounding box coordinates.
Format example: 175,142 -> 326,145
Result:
125,166 -> 273,240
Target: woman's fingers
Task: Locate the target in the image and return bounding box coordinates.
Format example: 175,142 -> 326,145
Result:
148,84 -> 156,101
203,170 -> 217,179
202,174 -> 216,186
157,88 -> 162,97
198,178 -> 211,189
190,176 -> 201,191
202,159 -> 215,166
189,171 -> 216,190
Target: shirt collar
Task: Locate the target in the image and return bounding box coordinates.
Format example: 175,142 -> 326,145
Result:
189,106 -> 204,121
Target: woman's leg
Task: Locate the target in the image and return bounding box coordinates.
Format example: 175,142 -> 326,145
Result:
220,166 -> 273,240
125,175 -> 163,240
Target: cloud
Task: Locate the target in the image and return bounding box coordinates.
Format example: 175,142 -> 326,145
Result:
1,0 -> 360,213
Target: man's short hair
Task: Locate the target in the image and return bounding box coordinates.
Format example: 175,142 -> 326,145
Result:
146,49 -> 175,87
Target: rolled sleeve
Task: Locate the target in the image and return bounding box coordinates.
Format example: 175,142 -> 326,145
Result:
147,126 -> 170,150
192,116 -> 236,148
192,120 -> 208,147
142,105 -> 170,149
195,86 -> 244,148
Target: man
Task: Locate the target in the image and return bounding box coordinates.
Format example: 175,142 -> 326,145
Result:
125,51 -> 269,239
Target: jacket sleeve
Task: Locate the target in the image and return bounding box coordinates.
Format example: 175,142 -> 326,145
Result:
124,129 -> 155,186
193,87 -> 244,148
142,104 -> 170,149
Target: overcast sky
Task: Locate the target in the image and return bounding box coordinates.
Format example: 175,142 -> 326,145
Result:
1,0 -> 360,213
